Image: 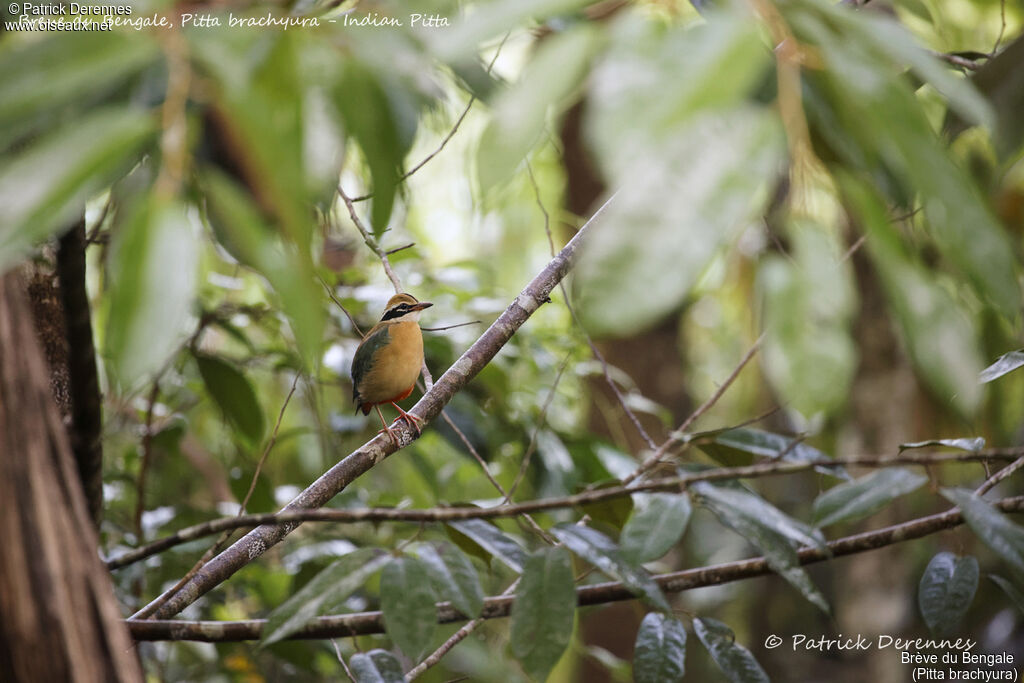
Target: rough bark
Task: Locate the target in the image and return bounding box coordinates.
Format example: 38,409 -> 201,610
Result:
0,272 -> 142,683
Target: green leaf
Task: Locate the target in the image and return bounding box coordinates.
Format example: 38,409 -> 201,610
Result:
431,0 -> 597,62
417,541 -> 484,618
381,556 -> 437,660
579,479 -> 634,532
620,493 -> 692,564
695,482 -> 830,613
349,649 -> 407,683
899,438 -> 985,453
758,221 -> 857,419
447,519 -> 526,573
980,351 -> 1024,383
989,575 -> 1024,615
0,32 -> 158,151
693,618 -> 769,683
194,354 -> 265,445
700,427 -> 847,479
952,34 -> 1024,158
918,552 -> 978,636
263,549 -> 392,645
941,488 -> 1024,575
792,3 -> 1020,318
812,469 -> 928,528
335,61 -> 415,235
105,200 -> 197,388
633,612 -> 687,683
477,26 -> 599,191
575,107 -> 783,336
550,524 -> 669,611
842,178 -> 984,415
201,168 -> 324,366
510,547 -> 577,682
0,107 -> 155,271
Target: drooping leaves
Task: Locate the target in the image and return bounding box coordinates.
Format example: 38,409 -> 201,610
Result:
989,575 -> 1024,615
417,541 -> 484,619
812,469 -> 928,528
699,428 -> 847,479
633,612 -> 687,683
550,524 -> 669,611
695,482 -> 830,613
694,618 -> 769,683
510,547 -> 577,682
918,552 -> 978,636
942,488 -> 1024,575
620,493 -> 692,564
194,354 -> 266,446
349,649 -> 406,683
381,556 -> 438,660
980,351 -> 1024,383
263,549 -> 392,646
899,438 -> 986,453
447,519 -> 527,573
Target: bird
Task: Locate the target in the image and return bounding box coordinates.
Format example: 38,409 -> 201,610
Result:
351,293 -> 432,445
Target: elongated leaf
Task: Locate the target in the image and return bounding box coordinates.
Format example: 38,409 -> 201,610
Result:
842,178 -> 984,415
900,438 -> 986,453
105,201 -> 197,388
980,351 -> 1024,383
381,557 -> 437,660
194,354 -> 265,445
550,524 -> 669,611
941,488 -> 1024,574
263,549 -> 391,645
989,575 -> 1024,615
432,0 -> 596,62
918,552 -> 978,636
0,33 -> 158,151
0,107 -> 155,271
812,469 -> 928,528
633,612 -> 687,683
758,222 -> 857,420
695,482 -> 830,613
576,107 -> 782,336
417,542 -> 484,618
349,649 -> 406,683
579,479 -> 634,532
700,428 -> 847,479
620,493 -> 692,564
202,168 -> 324,366
477,26 -> 599,191
694,618 -> 769,683
510,547 -> 576,682
447,519 -> 526,573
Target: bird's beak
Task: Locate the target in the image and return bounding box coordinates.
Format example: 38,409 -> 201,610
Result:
412,302 -> 433,311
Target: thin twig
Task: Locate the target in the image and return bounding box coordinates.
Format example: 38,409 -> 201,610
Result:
332,640 -> 357,682
126,494 -> 1024,641
505,352 -> 572,502
107,448 -> 1023,570
339,185 -> 404,292
975,455 -> 1024,496
385,242 -> 415,255
240,374 -> 300,511
349,32 -> 511,203
317,274 -> 363,336
622,335 -> 764,486
421,321 -> 482,332
133,380 -> 162,540
407,580 -> 520,680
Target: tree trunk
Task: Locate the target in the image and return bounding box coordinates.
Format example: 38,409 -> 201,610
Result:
0,271 -> 141,683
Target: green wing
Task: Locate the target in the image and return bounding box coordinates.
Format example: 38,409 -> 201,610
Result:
351,324 -> 391,404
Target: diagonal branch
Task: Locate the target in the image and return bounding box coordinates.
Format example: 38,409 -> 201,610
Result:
126,494 -> 1024,642
139,194 -> 617,620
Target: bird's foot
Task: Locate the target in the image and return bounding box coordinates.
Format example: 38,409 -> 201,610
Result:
391,404 -> 424,436
376,425 -> 402,447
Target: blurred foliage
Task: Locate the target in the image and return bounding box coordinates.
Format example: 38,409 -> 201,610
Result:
3,0 -> 1024,679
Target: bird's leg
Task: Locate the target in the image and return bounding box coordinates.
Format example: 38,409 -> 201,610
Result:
374,405 -> 401,446
391,402 -> 424,436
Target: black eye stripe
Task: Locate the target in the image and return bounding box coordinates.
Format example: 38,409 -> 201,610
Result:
381,303 -> 414,321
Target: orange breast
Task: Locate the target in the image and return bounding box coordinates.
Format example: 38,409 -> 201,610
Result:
357,321 -> 423,409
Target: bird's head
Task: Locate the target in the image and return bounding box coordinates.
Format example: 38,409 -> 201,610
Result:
380,293 -> 433,322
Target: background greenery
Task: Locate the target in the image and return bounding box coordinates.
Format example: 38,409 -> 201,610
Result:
2,0 -> 1024,680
